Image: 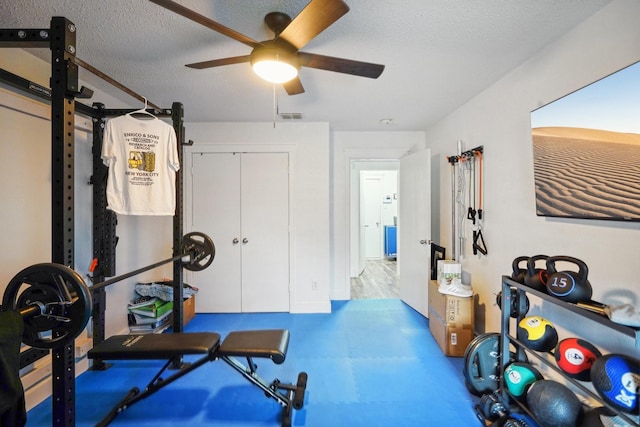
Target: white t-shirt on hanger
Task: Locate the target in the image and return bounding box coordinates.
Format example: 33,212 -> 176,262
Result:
102,113 -> 180,215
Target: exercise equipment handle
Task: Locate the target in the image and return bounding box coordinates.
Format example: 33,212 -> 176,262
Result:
292,371 -> 308,410
546,255 -> 589,281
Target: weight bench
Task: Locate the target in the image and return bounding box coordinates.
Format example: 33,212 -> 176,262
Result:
88,329 -> 307,427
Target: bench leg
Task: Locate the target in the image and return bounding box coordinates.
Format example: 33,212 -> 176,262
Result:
220,355 -> 307,427
96,353 -> 215,426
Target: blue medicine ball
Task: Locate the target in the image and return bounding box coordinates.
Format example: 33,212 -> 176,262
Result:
591,354 -> 640,413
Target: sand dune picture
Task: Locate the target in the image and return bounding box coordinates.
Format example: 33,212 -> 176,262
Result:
532,127 -> 640,220
530,60 -> 640,221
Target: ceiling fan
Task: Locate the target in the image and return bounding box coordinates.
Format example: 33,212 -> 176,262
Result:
148,0 -> 385,95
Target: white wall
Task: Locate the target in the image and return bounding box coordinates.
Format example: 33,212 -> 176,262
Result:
183,122 -> 331,313
425,0 -> 640,349
331,131 -> 426,299
0,78 -> 52,284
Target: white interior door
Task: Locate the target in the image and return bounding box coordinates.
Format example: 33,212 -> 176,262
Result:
240,152 -> 290,312
191,153 -> 242,312
362,174 -> 382,259
399,149 -> 431,317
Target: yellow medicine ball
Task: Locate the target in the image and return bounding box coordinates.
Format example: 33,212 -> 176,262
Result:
517,316 -> 558,352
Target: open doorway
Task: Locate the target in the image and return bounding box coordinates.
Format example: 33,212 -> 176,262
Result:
350,161 -> 400,299
338,144 -> 432,314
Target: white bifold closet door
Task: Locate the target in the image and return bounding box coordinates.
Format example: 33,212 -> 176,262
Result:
191,152 -> 290,313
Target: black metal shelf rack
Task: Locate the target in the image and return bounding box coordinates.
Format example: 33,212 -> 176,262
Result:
500,276 -> 640,426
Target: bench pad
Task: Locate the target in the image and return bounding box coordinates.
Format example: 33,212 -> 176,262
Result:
88,332 -> 221,360
219,329 -> 289,364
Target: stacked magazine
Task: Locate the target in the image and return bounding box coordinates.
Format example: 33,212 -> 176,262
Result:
127,296 -> 173,334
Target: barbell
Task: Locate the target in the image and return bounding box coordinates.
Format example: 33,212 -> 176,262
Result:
1,231 -> 215,349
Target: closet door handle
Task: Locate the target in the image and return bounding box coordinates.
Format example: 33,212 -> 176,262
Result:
232,238 -> 239,244
242,238 -> 249,244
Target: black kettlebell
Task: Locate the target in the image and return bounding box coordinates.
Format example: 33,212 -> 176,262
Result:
545,256 -> 592,303
510,256 -> 528,284
523,254 -> 549,293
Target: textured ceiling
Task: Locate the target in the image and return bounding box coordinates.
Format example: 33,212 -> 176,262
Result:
1,0 -> 611,131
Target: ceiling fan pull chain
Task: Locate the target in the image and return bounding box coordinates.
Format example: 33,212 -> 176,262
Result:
273,84 -> 277,128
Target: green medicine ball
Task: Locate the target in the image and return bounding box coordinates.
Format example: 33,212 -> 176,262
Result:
505,362 -> 543,400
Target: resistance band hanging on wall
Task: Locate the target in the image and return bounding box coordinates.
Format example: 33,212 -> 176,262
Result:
447,145 -> 487,259
471,150 -> 486,255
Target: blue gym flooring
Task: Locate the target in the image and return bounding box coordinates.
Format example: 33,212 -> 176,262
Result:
26,299 -> 478,426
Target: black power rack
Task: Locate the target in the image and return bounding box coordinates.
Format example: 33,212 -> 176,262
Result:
1,17 -> 189,427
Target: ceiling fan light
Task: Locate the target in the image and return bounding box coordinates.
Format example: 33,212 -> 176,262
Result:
251,48 -> 299,84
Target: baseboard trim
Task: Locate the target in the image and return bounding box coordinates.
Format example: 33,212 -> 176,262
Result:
290,300 -> 331,313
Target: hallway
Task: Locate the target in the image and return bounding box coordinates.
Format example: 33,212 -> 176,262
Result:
350,258 -> 399,299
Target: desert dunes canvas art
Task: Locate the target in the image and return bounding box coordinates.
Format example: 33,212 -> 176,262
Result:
531,61 -> 640,221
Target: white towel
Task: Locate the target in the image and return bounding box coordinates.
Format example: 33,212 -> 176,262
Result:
604,303 -> 640,328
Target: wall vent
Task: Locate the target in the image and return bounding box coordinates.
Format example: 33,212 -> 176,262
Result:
279,112 -> 304,120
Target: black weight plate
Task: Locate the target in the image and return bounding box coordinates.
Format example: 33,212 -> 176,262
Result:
3,263 -> 92,349
182,231 -> 215,271
463,333 -> 502,396
497,288 -> 530,318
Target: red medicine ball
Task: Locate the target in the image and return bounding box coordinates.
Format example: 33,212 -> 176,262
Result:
555,337 -> 601,381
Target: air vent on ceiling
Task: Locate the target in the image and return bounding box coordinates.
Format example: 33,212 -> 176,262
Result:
279,112 -> 304,120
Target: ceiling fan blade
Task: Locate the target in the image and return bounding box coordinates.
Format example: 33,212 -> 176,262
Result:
186,55 -> 251,69
149,0 -> 259,48
283,77 -> 305,95
278,0 -> 349,51
298,52 -> 385,79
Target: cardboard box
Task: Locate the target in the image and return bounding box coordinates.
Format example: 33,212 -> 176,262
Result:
182,295 -> 195,327
429,279 -> 473,324
171,295 -> 196,327
429,316 -> 474,357
428,280 -> 474,357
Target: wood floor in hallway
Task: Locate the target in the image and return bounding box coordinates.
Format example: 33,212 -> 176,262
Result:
350,258 -> 400,299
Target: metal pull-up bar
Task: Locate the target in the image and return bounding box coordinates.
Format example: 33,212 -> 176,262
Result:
70,56 -> 162,110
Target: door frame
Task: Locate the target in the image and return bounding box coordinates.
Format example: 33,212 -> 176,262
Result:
345,149 -> 408,299
183,143 -> 296,310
